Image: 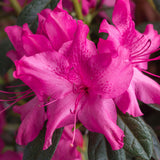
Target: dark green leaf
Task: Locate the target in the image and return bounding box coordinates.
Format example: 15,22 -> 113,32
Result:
46,0 -> 60,9
147,125 -> 160,160
88,132 -> 108,160
147,104 -> 160,112
23,127 -> 63,160
0,38 -> 13,76
117,111 -> 153,160
105,140 -> 127,160
153,0 -> 160,12
17,0 -> 59,32
99,32 -> 108,40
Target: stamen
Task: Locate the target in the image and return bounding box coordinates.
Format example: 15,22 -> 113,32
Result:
131,47 -> 160,59
71,91 -> 84,147
39,99 -> 58,108
132,55 -> 160,64
132,35 -> 144,45
0,90 -> 33,102
0,99 -> 16,102
128,35 -> 145,51
0,89 -> 32,94
6,84 -> 26,88
0,93 -> 34,114
131,39 -> 151,57
141,69 -> 160,78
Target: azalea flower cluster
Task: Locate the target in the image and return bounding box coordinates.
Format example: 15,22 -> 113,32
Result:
3,0 -> 160,158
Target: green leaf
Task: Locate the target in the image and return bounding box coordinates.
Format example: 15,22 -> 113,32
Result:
147,104 -> 160,112
153,0 -> 160,12
117,111 -> 153,160
147,125 -> 160,160
0,38 -> 13,76
17,0 -> 59,32
88,132 -> 133,160
88,132 -> 109,160
23,127 -> 63,160
105,140 -> 127,160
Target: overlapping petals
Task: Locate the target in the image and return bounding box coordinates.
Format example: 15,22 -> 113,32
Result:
52,125 -> 83,160
98,0 -> 160,68
13,97 -> 46,145
5,0 -> 78,61
78,94 -> 124,150
98,0 -> 160,116
12,19 -> 126,150
7,0 -> 156,152
14,51 -> 72,102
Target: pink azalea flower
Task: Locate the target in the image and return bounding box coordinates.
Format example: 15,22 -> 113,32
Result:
13,97 -> 46,145
5,0 -> 133,151
52,125 -> 83,160
98,0 -> 160,117
3,0 -> 32,12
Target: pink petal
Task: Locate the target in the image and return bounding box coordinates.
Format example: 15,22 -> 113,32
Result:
57,0 -> 63,9
134,24 -> 160,70
112,0 -> 133,33
22,34 -> 53,56
52,139 -> 82,160
36,9 -> 52,34
78,94 -> 124,150
14,97 -> 46,145
52,125 -> 83,160
68,20 -> 97,61
98,0 -> 160,72
83,48 -> 133,99
82,0 -> 97,15
65,21 -> 97,85
5,24 -> 32,60
114,84 -> 143,117
81,0 -> 90,15
43,8 -> 77,50
44,93 -> 76,149
98,19 -> 120,56
5,25 -> 26,59
14,51 -> 72,102
133,68 -> 160,105
13,97 -> 41,120
62,125 -> 83,147
7,50 -> 20,62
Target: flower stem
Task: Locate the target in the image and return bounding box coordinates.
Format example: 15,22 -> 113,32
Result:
72,0 -> 84,20
8,0 -> 22,15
